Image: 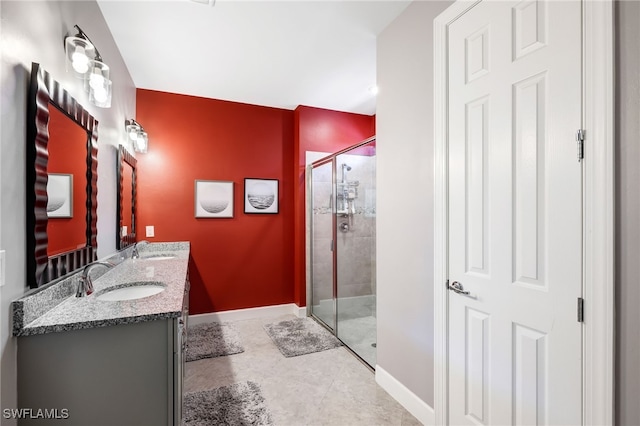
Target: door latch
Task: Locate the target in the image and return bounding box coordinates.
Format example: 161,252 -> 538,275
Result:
448,281 -> 470,295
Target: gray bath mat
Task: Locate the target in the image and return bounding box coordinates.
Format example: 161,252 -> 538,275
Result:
187,322 -> 244,362
183,381 -> 274,426
263,317 -> 343,357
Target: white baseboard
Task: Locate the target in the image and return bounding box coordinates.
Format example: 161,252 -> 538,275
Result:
376,365 -> 435,425
295,305 -> 307,318
189,303 -> 306,325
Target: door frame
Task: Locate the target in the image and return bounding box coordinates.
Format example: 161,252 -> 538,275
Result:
433,1 -> 615,425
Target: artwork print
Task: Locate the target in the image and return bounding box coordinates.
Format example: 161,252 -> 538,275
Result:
244,178 -> 278,214
47,173 -> 73,218
195,180 -> 234,218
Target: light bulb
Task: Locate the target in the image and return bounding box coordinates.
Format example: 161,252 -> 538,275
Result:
135,132 -> 148,153
89,69 -> 105,90
126,124 -> 140,141
92,86 -> 108,103
71,46 -> 90,74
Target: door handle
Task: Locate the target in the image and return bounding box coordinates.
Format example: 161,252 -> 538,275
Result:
449,281 -> 470,295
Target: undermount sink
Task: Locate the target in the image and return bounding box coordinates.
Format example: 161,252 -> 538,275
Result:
140,254 -> 176,261
96,282 -> 166,301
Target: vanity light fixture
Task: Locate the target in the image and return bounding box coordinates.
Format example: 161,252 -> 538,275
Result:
125,119 -> 149,154
64,25 -> 112,108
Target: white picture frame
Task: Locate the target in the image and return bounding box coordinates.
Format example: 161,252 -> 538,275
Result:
47,173 -> 73,218
195,180 -> 234,218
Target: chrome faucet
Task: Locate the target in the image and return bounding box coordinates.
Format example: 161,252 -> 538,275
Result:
131,240 -> 149,259
76,261 -> 114,297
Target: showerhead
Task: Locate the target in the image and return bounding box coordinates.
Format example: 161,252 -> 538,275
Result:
343,164 -> 352,171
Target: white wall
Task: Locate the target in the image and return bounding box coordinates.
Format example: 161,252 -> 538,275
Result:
0,1 -> 135,420
377,2 -> 639,425
376,0 -> 451,413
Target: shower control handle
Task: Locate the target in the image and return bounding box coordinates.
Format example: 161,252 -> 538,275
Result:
339,222 -> 349,233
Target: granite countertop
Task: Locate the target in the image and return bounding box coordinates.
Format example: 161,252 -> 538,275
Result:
13,242 -> 190,337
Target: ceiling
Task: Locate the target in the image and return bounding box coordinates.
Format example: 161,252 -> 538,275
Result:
97,0 -> 412,115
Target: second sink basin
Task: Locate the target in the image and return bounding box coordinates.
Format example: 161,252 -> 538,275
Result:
140,254 -> 176,261
96,282 -> 166,302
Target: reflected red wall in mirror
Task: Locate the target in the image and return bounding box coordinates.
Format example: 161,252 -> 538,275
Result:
121,162 -> 134,234
46,104 -> 88,256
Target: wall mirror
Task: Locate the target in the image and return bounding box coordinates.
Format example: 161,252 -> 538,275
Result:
117,145 -> 136,249
26,62 -> 98,289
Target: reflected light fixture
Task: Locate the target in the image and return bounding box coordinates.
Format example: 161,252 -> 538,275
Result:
125,119 -> 149,154
65,25 -> 112,108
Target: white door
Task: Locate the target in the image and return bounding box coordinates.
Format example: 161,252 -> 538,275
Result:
447,1 -> 582,425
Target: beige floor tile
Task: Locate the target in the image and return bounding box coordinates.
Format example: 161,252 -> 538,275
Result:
184,314 -> 423,426
259,374 -> 331,426
400,411 -> 423,426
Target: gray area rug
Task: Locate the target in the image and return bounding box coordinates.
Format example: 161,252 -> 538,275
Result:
183,381 -> 274,426
263,317 -> 343,357
187,322 -> 244,362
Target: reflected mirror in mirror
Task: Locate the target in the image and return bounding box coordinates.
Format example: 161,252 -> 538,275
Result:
121,162 -> 133,236
46,104 -> 89,256
117,146 -> 137,249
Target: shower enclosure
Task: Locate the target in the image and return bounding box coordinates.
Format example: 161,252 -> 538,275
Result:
307,137 -> 376,368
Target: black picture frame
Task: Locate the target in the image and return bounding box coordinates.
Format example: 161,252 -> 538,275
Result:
244,178 -> 279,214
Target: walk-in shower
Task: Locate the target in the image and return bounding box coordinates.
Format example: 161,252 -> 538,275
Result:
307,137 -> 376,368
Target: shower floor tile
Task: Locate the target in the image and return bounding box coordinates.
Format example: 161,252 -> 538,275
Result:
185,314 -> 421,425
337,315 -> 377,367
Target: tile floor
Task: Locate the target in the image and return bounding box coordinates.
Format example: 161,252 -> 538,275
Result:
185,314 -> 422,426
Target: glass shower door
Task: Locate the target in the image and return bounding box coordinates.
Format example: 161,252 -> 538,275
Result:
335,141 -> 376,367
310,160 -> 335,330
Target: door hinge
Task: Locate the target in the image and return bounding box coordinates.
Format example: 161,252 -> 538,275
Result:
577,297 -> 584,322
576,129 -> 585,162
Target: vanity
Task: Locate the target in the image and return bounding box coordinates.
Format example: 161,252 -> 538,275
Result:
16,61 -> 190,425
13,242 -> 189,426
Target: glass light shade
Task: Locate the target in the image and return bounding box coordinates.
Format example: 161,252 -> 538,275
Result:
126,123 -> 141,141
134,131 -> 148,154
89,78 -> 112,108
88,60 -> 110,91
65,36 -> 95,78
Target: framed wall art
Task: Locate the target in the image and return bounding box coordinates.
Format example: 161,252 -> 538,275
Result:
47,173 -> 73,218
244,178 -> 278,214
195,180 -> 234,218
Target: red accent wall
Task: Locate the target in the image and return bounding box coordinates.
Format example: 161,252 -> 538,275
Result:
292,106 -> 375,306
136,91 -> 373,314
136,89 -> 295,314
47,105 -> 89,256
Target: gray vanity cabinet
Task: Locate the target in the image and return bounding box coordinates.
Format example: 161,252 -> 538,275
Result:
18,317 -> 185,426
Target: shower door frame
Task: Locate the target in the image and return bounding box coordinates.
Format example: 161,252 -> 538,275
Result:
307,156 -> 338,333
307,136 -> 376,367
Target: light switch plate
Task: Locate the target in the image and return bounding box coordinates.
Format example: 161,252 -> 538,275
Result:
146,226 -> 155,238
0,250 -> 5,288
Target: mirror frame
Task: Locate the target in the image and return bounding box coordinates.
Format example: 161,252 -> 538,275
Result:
26,62 -> 98,289
117,145 -> 137,249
